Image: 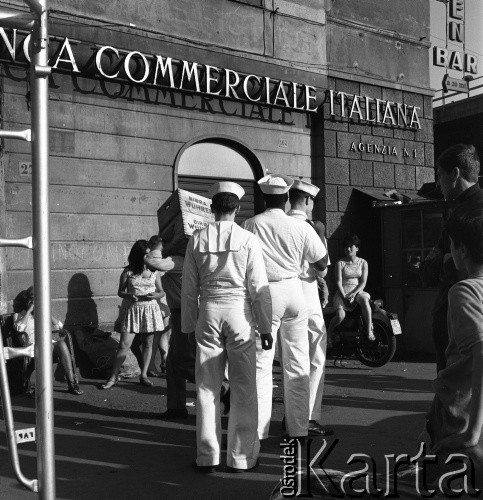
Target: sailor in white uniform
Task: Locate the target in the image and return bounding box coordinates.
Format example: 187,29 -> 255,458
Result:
181,181 -> 272,473
287,179 -> 333,437
242,174 -> 327,440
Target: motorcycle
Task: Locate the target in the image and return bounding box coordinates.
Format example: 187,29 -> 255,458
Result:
323,299 -> 402,368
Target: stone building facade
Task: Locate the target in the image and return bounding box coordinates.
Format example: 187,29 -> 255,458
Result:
0,1 -> 433,340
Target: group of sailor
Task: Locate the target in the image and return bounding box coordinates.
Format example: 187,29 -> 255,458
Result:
180,174 -> 332,473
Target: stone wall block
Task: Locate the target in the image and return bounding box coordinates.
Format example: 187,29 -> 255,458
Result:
395,164 -> 416,190
372,124 -> 394,138
325,157 -> 350,185
394,128 -> 416,141
335,80 -> 360,96
324,129 -> 337,158
349,159 -> 373,186
348,121 -> 369,135
336,132 -> 362,159
415,118 -> 434,143
360,83 -> 382,100
324,118 -> 349,132
382,88 -> 403,104
403,141 -> 425,166
355,134 -> 384,162
324,184 -> 339,211
373,161 -> 395,188
383,137 -> 405,164
403,92 -> 424,110
416,166 -> 435,188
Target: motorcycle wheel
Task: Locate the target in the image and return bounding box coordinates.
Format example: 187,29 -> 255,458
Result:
354,319 -> 397,368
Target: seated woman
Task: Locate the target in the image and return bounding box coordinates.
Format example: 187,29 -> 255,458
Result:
327,234 -> 375,343
13,286 -> 83,395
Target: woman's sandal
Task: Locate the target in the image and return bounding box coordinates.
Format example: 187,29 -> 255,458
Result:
101,377 -> 119,390
367,324 -> 376,342
139,376 -> 154,387
68,382 -> 84,395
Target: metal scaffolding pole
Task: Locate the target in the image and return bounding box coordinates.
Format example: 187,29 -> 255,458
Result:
27,0 -> 56,497
0,1 -> 54,497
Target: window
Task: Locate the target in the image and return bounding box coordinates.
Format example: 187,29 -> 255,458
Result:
176,139 -> 261,222
177,142 -> 254,179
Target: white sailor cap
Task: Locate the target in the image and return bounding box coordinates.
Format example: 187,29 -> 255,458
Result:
291,179 -> 320,198
258,174 -> 294,195
209,181 -> 245,200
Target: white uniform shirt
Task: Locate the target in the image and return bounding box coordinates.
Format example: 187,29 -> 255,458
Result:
286,209 -> 330,279
242,209 -> 326,282
181,221 -> 272,334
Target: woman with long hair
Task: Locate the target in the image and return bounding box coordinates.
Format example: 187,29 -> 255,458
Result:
102,239 -> 165,389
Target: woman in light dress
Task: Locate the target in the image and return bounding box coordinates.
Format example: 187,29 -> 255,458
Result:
327,234 -> 375,343
102,240 -> 165,389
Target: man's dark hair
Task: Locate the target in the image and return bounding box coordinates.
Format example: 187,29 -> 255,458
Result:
289,188 -> 309,205
211,192 -> 239,214
264,193 -> 288,209
148,235 -> 163,247
445,206 -> 483,264
436,144 -> 480,183
342,234 -> 361,249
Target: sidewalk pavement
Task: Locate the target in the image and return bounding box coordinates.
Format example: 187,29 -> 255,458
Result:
0,357 -> 435,499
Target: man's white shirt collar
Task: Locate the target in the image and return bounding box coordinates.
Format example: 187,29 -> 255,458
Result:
286,209 -> 307,220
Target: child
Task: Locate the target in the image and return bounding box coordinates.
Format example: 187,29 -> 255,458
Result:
102,239 -> 165,389
427,205 -> 483,453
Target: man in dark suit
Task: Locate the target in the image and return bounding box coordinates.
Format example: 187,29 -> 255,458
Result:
421,144 -> 483,373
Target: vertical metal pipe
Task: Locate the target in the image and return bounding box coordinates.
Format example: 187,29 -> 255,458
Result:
0,334 -> 38,492
29,1 -> 55,498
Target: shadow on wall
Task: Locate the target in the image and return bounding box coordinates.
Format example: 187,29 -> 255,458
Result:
65,273 -> 98,331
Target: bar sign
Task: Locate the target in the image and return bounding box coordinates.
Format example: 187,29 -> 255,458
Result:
16,427 -> 36,443
442,74 -> 468,93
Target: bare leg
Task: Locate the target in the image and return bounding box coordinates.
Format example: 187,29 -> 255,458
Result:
54,339 -> 76,384
106,331 -> 135,382
54,339 -> 83,394
140,332 -> 154,379
327,308 -> 346,337
357,296 -> 374,340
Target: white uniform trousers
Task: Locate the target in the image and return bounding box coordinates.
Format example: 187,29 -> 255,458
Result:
301,278 -> 327,423
195,299 -> 260,469
256,277 -> 309,439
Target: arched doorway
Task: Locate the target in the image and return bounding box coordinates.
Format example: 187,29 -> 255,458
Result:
175,137 -> 264,223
